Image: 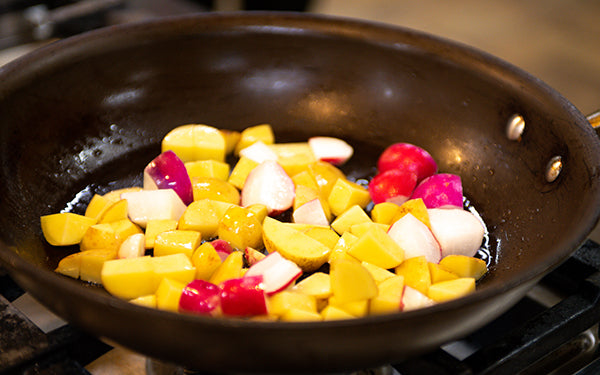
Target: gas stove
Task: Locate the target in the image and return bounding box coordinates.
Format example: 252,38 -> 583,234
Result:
2,240 -> 600,375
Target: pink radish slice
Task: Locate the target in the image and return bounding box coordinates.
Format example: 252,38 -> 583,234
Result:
121,189 -> 186,228
401,286 -> 435,311
211,239 -> 233,255
368,169 -> 418,205
245,251 -> 302,295
428,208 -> 485,258
144,150 -> 193,205
387,213 -> 441,263
244,247 -> 266,266
292,198 -> 330,226
179,279 -> 221,315
239,141 -> 278,163
411,173 -> 463,209
219,275 -> 268,317
241,160 -> 295,215
377,143 -> 437,182
308,136 -> 354,165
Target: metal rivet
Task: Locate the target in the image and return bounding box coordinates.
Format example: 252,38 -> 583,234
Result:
506,114 -> 525,141
545,156 -> 563,183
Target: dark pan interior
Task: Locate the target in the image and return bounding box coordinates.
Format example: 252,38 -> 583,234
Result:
0,13 -> 599,373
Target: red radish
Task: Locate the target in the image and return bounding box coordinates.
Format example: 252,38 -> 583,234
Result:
368,169 -> 417,205
216,250 -> 230,262
219,275 -> 268,317
179,279 -> 221,315
387,213 -> 441,263
118,233 -> 146,259
245,251 -> 302,295
428,208 -> 485,258
411,173 -> 463,209
211,239 -> 233,255
377,143 -> 437,182
292,198 -> 329,226
239,141 -> 278,163
241,160 -> 295,215
121,189 -> 186,228
244,247 -> 266,266
401,286 -> 435,311
308,136 -> 354,165
143,150 -> 193,205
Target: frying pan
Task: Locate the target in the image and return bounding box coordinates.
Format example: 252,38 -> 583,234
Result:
1,12 -> 599,373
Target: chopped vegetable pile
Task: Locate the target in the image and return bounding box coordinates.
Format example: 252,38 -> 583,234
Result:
41,123 -> 488,321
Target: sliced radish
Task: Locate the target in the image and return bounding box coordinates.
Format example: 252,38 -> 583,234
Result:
411,173 -> 463,209
118,233 -> 146,259
179,279 -> 221,316
244,247 -> 266,267
308,136 -> 354,165
239,141 -> 279,163
211,239 -> 233,255
143,150 -> 193,205
219,275 -> 268,317
241,160 -> 295,215
216,250 -> 230,262
245,251 -> 302,295
387,213 -> 441,263
292,198 -> 329,226
121,189 -> 186,228
401,286 -> 435,311
428,208 -> 485,258
377,143 -> 437,182
368,169 -> 417,205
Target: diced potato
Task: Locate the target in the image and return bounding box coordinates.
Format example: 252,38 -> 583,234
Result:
41,212 -> 97,246
307,161 -> 346,199
428,262 -> 459,284
234,124 -> 275,155
129,294 -> 157,308
267,291 -> 317,316
328,296 -> 369,317
348,222 -> 390,238
178,199 -> 234,240
428,278 -> 476,302
280,308 -> 322,322
228,157 -> 259,190
330,259 -> 378,304
245,204 -> 268,223
191,177 -> 240,205
392,198 -> 431,229
151,253 -> 196,286
321,305 -> 355,320
97,199 -> 128,224
262,217 -> 331,272
370,275 -> 405,315
154,230 -> 202,258
85,194 -> 110,220
293,185 -> 320,211
79,249 -> 118,283
217,206 -> 263,251
101,256 -> 157,300
291,170 -> 319,190
209,251 -> 244,285
162,124 -> 226,162
155,278 -> 186,312
327,178 -> 371,217
185,160 -> 230,181
361,261 -> 396,285
347,226 -> 404,269
80,219 -> 142,251
268,142 -> 316,177
144,219 -> 178,249
395,256 -> 431,295
220,129 -> 241,155
191,242 -> 222,280
292,272 -> 332,299
102,187 -> 142,205
328,231 -> 360,264
55,252 -> 82,279
439,255 -> 488,280
330,205 -> 372,235
301,226 -> 339,250
371,202 -> 401,225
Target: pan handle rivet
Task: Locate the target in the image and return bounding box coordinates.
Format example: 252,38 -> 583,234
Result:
545,156 -> 563,182
506,114 -> 525,141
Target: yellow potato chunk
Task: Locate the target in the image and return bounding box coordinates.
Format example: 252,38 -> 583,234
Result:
101,256 -> 157,300
301,226 -> 339,250
392,198 -> 431,229
246,204 -> 268,223
330,205 -> 372,235
191,177 -> 240,205
307,161 -> 346,199
328,296 -> 369,317
327,178 -> 371,217
185,160 -> 230,181
268,142 -> 316,177
97,199 -> 128,224
55,252 -> 82,279
234,124 -> 275,155
267,291 -> 317,316
154,230 -> 202,259
220,129 -> 241,155
321,305 -> 355,320
262,217 -> 331,272
85,194 -> 110,220
439,255 -> 488,280
228,156 -> 259,190
129,294 -> 157,308
291,170 -> 319,190
155,278 -> 186,312
217,206 -> 263,251
144,219 -> 178,249
80,219 -> 142,251
292,185 -> 320,211
371,202 -> 401,225
361,261 -> 396,285
102,187 -> 143,204
395,256 -> 431,295
178,199 -> 234,240
348,222 -> 390,238
151,253 -> 196,286
292,272 -> 332,299
328,231 -> 360,264
428,278 -> 476,303
347,226 -> 404,269
162,124 -> 226,162
209,251 -> 244,285
369,275 -> 405,315
428,262 -> 460,284
41,212 -> 97,246
280,308 -> 322,322
330,259 -> 378,304
79,249 -> 118,284
191,242 -> 222,280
